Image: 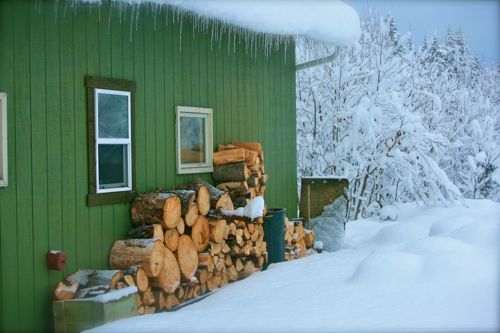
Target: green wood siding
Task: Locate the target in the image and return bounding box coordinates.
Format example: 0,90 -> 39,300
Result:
0,1 -> 297,331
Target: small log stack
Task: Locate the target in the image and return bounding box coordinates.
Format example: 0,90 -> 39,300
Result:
284,218 -> 316,261
214,142 -> 267,208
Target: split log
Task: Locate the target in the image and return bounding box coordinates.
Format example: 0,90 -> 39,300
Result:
109,239 -> 165,277
164,294 -> 180,310
122,265 -> 149,292
191,215 -> 210,252
213,148 -> 245,166
216,181 -> 248,192
153,289 -> 165,309
177,235 -> 199,279
127,224 -> 164,242
226,265 -> 238,281
166,190 -> 198,227
231,141 -> 263,160
65,269 -> 94,286
138,306 -> 156,315
86,270 -> 123,290
198,253 -> 214,272
54,282 -> 79,300
164,229 -> 180,252
213,162 -> 250,183
173,183 -> 211,216
176,217 -> 185,235
304,230 -> 315,248
122,275 -> 135,287
131,192 -> 181,229
209,219 -> 227,243
206,275 -> 221,291
194,178 -> 234,211
142,288 -> 155,306
243,149 -> 258,166
151,247 -> 180,293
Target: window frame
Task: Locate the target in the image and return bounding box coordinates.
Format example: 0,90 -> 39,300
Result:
85,76 -> 136,206
175,106 -> 214,174
0,92 -> 7,187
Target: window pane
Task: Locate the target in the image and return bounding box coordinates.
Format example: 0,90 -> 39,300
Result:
98,144 -> 128,189
98,92 -> 129,138
180,116 -> 205,164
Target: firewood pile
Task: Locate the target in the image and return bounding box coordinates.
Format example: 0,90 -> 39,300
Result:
213,141 -> 267,208
53,178 -> 268,315
284,218 -> 316,261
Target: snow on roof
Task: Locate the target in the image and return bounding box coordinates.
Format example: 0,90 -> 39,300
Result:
83,0 -> 361,45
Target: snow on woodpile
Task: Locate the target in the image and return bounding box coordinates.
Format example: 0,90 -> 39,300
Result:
222,196 -> 265,220
81,0 -> 361,46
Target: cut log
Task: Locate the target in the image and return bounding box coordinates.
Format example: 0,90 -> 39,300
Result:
164,229 -> 180,252
206,275 -> 221,291
243,149 -> 258,166
176,217 -> 185,235
86,270 -> 123,290
172,183 -> 211,216
109,239 -> 165,277
226,265 -> 238,282
122,265 -> 149,292
209,219 -> 227,243
198,253 -> 214,272
127,224 -> 164,242
213,148 -> 245,166
142,287 -> 155,306
122,275 -> 135,287
304,230 -> 315,248
164,294 -> 180,310
216,181 -> 248,192
153,289 -> 165,309
151,247 -> 180,293
194,178 -> 234,211
213,162 -> 250,183
184,203 -> 199,227
166,190 -> 198,227
65,269 -> 94,286
54,282 -> 79,300
131,192 -> 181,229
177,235 -> 199,279
191,215 -> 210,252
231,141 -> 263,160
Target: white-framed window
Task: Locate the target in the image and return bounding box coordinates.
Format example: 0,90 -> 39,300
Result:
95,88 -> 132,193
0,92 -> 7,187
176,106 -> 213,174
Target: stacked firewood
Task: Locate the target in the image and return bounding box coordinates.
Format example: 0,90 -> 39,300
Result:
213,141 -> 267,208
112,179 -> 267,314
284,218 -> 315,261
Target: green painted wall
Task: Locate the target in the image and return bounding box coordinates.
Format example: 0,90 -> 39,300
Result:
0,0 -> 297,331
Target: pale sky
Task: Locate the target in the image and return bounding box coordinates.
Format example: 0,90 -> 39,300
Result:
346,0 -> 499,64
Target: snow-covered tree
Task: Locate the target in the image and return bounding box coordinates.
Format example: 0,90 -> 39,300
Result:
297,11 -> 500,220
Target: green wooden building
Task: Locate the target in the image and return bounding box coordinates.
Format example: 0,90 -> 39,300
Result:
0,0 -> 359,331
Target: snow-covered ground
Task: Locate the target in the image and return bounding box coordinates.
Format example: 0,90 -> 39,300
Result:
89,199 -> 499,332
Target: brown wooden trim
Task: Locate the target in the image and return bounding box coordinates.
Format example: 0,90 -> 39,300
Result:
85,75 -> 136,206
87,190 -> 137,207
85,75 -> 136,92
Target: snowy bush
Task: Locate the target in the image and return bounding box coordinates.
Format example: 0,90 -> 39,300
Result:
309,196 -> 348,251
297,11 -> 500,220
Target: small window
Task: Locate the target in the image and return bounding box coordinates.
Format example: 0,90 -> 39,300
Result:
0,92 -> 7,187
176,106 -> 213,174
85,76 -> 136,206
